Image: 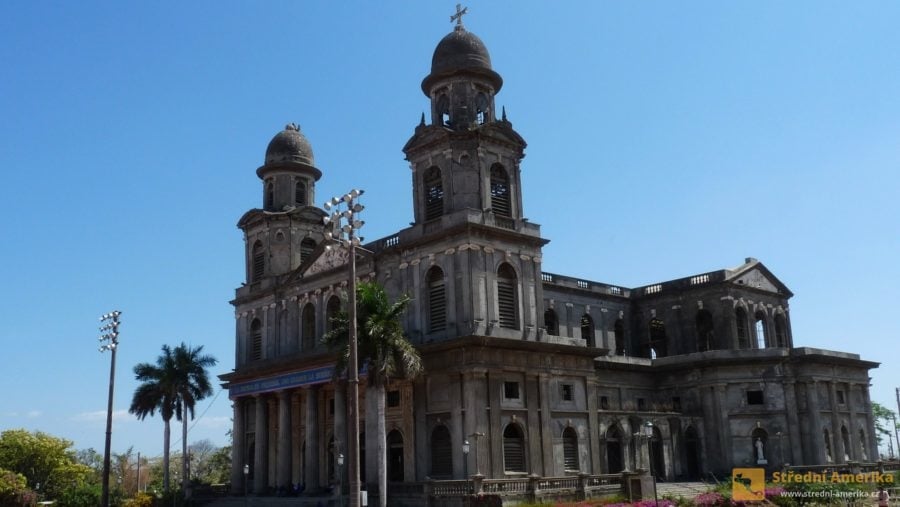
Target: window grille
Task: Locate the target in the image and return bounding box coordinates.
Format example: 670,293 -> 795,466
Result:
736,308 -> 749,349
490,165 -> 511,217
430,426 -> 453,478
563,428 -> 579,471
561,384 -> 574,401
427,268 -> 446,332
300,238 -> 316,263
497,264 -> 518,329
503,425 -> 526,472
504,381 -> 520,399
295,180 -> 306,206
252,241 -> 264,281
424,167 -> 444,221
250,319 -> 262,361
326,296 -> 341,332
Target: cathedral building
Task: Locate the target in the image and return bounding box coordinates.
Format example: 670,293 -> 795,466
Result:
219,16 -> 878,497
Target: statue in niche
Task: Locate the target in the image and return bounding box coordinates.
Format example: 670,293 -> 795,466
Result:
755,438 -> 768,464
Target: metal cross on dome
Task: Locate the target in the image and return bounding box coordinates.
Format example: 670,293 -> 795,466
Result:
451,4 -> 468,28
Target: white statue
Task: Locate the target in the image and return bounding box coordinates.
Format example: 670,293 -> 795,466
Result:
755,438 -> 766,462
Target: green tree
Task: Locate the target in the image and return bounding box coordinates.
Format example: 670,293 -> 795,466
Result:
872,402 -> 898,451
324,281 -> 422,507
129,343 -> 217,495
0,429 -> 92,500
0,467 -> 36,506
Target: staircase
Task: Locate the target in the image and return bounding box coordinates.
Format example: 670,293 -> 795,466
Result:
653,481 -> 712,501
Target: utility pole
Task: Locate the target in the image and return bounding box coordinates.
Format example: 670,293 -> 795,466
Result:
98,310 -> 122,507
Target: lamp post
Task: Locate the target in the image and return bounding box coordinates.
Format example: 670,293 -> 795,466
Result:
243,464 -> 249,506
324,189 -> 365,507
338,453 -> 345,507
462,439 -> 471,495
98,310 -> 121,507
643,421 -> 658,507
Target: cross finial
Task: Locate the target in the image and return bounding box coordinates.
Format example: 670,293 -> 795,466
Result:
450,4 -> 468,29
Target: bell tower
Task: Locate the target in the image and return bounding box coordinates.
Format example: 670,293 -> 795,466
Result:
404,11 -> 527,227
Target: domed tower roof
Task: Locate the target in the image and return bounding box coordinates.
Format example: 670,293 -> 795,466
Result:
257,123 -> 322,182
421,25 -> 503,95
264,123 -> 315,166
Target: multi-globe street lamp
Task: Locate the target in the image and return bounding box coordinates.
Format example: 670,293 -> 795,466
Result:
643,421 -> 658,507
98,310 -> 121,507
323,189 -> 365,507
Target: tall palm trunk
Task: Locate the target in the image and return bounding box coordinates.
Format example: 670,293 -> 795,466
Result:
365,382 -> 387,507
182,410 -> 189,497
163,418 -> 171,491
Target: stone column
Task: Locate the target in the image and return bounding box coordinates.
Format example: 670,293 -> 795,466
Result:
713,385 -> 732,468
463,370 -> 488,476
828,382 -> 845,462
806,381 -> 825,464
538,374 -> 554,476
304,386 -> 320,491
586,379 -> 601,474
862,386 -> 879,461
231,398 -> 245,494
847,383 -> 858,461
783,382 -> 802,465
277,390 -> 292,491
254,395 -> 268,494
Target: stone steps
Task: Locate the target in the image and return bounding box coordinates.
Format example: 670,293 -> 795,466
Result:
653,481 -> 712,500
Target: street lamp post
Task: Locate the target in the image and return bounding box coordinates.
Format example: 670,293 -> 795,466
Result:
643,421 -> 658,507
338,453 -> 345,507
243,464 -> 249,507
98,310 -> 121,507
324,189 -> 365,507
462,439 -> 471,495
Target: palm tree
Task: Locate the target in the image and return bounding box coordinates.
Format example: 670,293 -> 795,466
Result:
324,281 -> 422,507
129,343 -> 217,495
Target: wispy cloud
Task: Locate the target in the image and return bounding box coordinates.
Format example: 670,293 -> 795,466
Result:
26,410 -> 41,418
195,416 -> 230,429
3,410 -> 42,419
73,409 -> 131,423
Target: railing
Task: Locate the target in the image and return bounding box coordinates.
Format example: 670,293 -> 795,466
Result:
419,473 -> 625,503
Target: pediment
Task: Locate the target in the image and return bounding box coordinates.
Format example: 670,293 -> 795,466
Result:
726,261 -> 793,296
303,246 -> 351,277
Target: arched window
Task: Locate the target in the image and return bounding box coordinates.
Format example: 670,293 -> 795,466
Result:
430,425 -> 452,478
503,424 -> 526,472
774,313 -> 787,347
295,180 -> 307,206
840,425 -> 851,461
250,318 -> 262,361
735,307 -> 750,349
301,303 -> 316,351
475,92 -> 488,124
544,309 -> 559,336
581,314 -> 594,342
755,311 -> 767,348
490,164 -> 511,217
649,318 -> 667,358
251,241 -> 265,281
326,296 -> 341,333
437,94 -> 450,127
427,267 -> 446,333
387,430 -> 404,482
264,181 -> 274,210
614,319 -> 625,355
563,427 -> 579,472
300,238 -> 317,263
695,309 -> 714,352
424,167 -> 444,221
859,429 -> 868,461
605,426 -> 623,473
497,264 -> 519,330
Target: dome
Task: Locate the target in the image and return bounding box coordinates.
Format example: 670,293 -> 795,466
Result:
422,26 -> 503,94
264,123 -> 315,166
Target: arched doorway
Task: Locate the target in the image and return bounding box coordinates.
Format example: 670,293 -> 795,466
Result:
387,430 -> 404,482
606,426 -> 624,473
650,427 -> 664,480
684,427 -> 701,479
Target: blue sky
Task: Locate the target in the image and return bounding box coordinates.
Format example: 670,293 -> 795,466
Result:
1,1 -> 898,460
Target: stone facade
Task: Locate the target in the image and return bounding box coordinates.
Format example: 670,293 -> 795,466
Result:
219,20 -> 879,497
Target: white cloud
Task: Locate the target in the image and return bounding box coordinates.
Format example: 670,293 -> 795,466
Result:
26,410 -> 41,418
73,409 -> 131,423
194,416 -> 230,429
